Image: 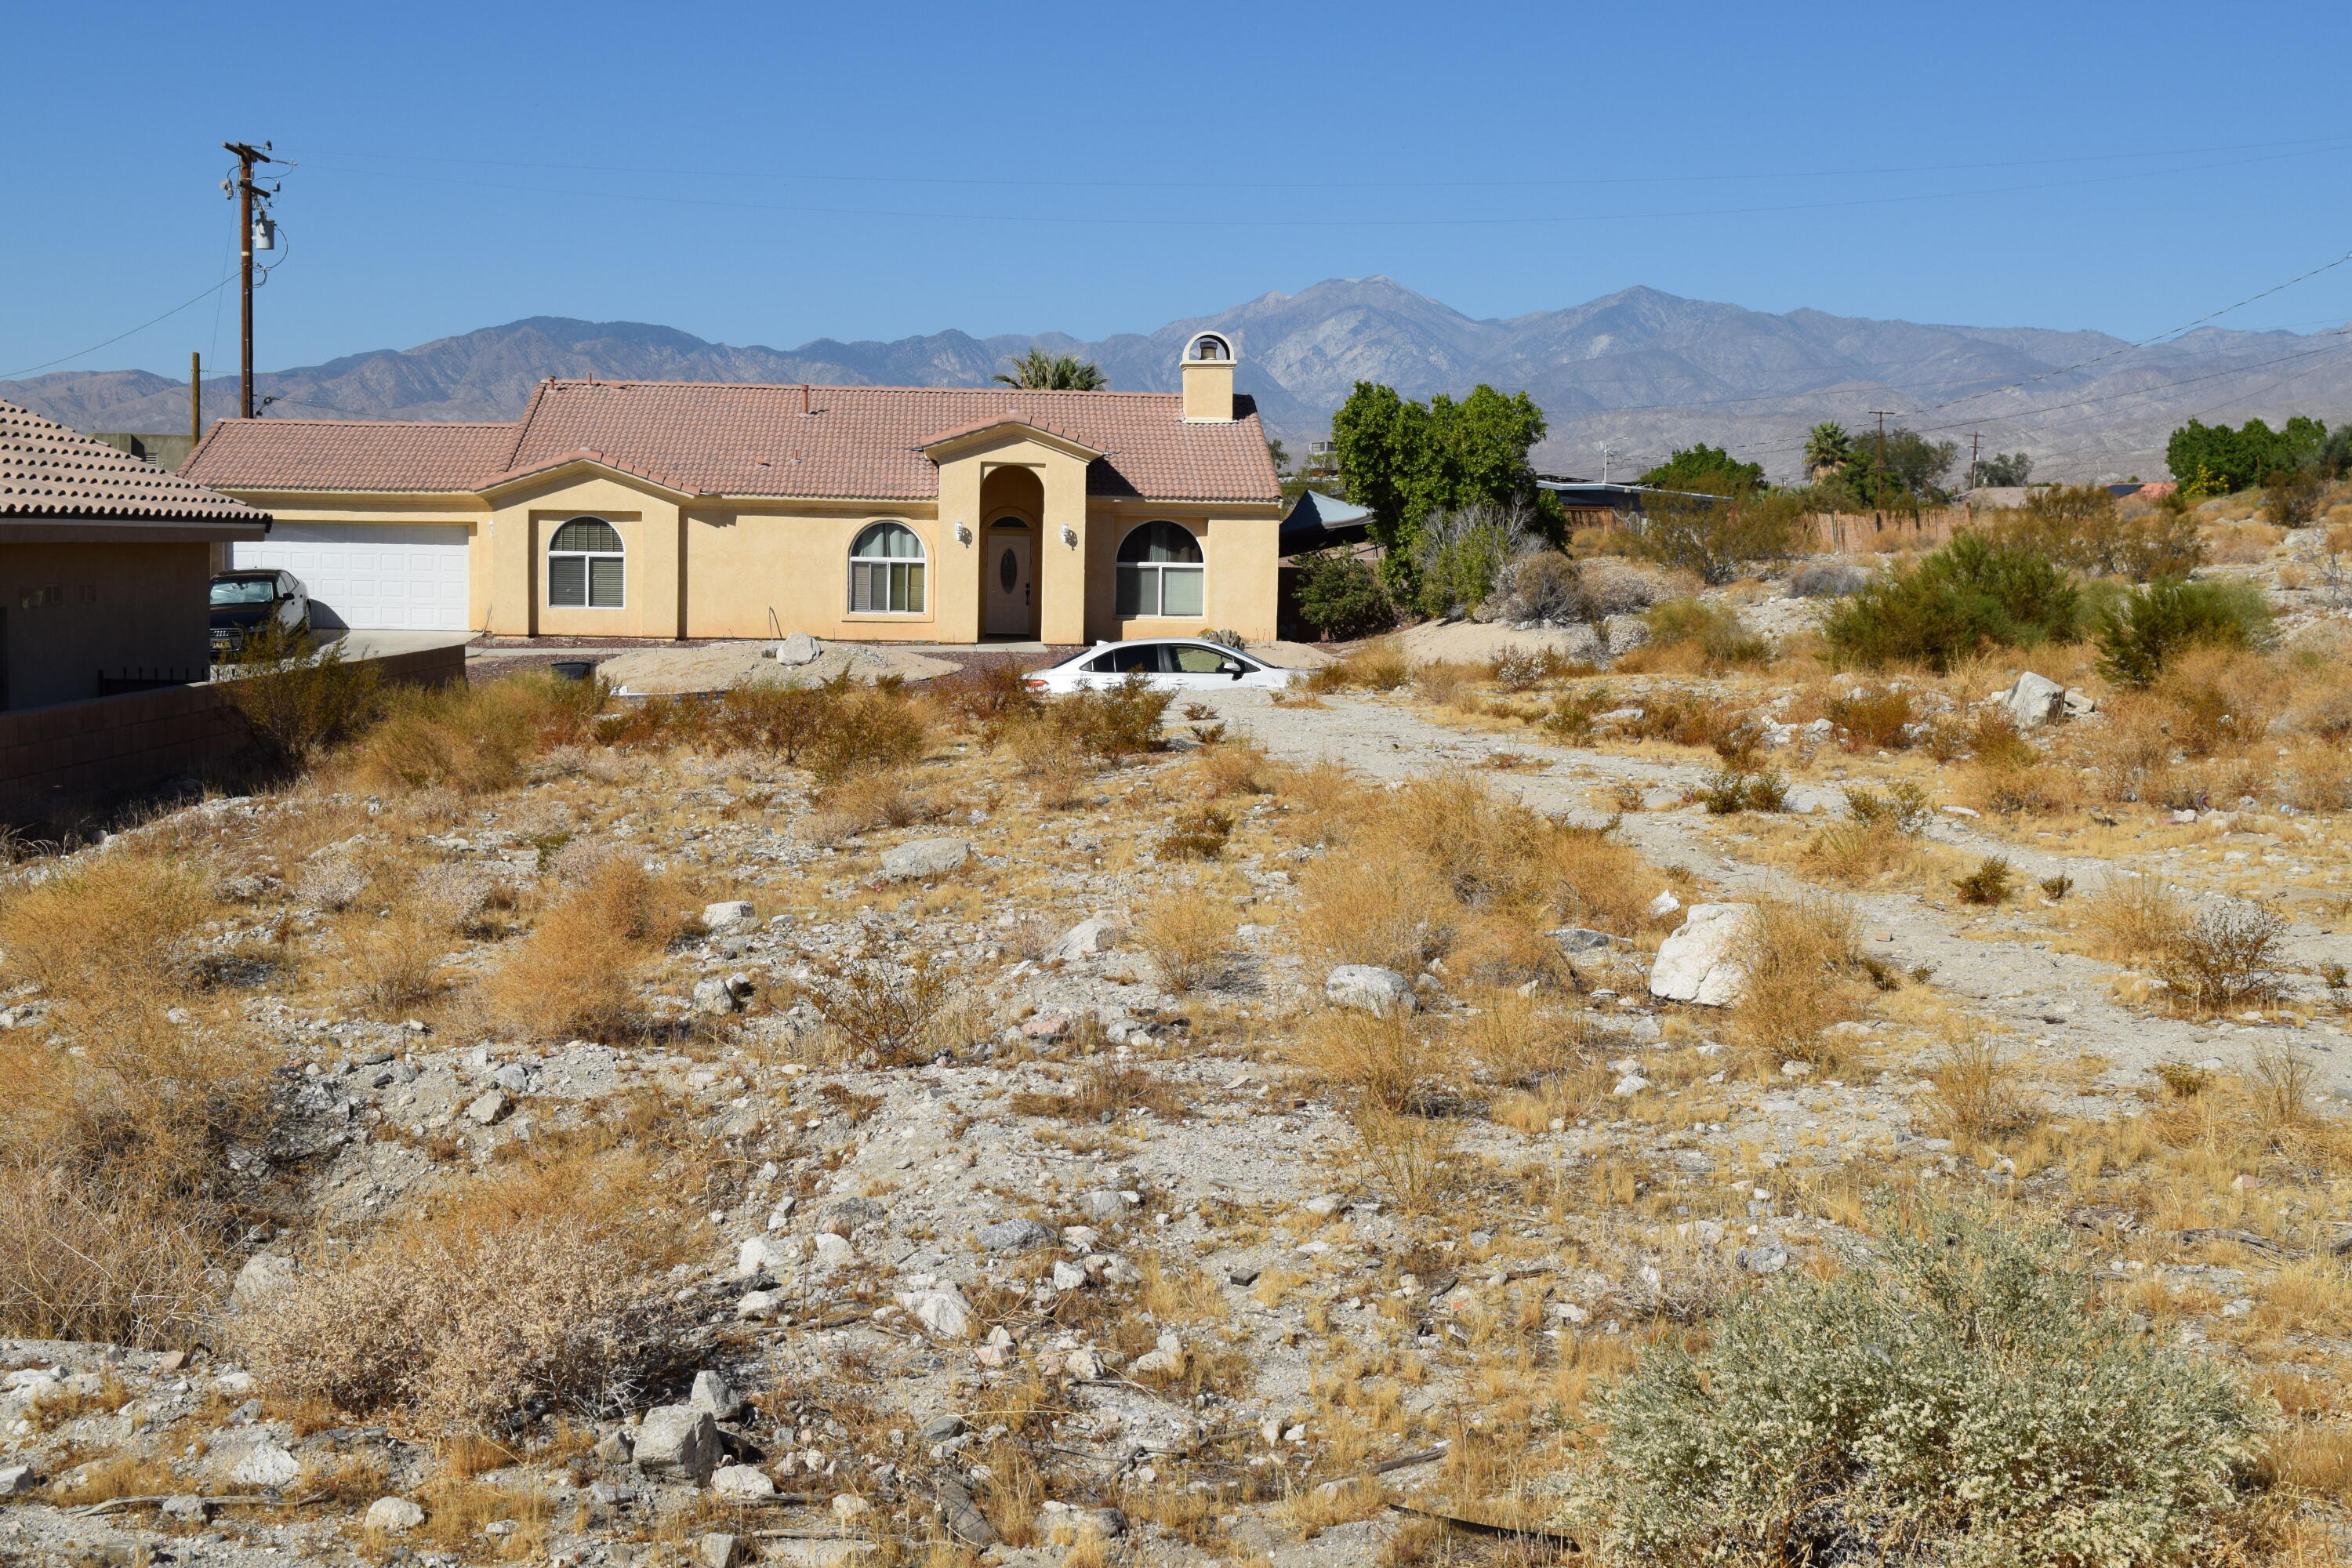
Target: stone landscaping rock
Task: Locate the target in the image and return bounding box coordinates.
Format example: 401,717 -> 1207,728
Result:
229,1253 -> 298,1311
739,1234 -> 804,1278
161,1495 -> 210,1523
1130,1330 -> 1186,1377
711,1465 -> 775,1501
699,1531 -> 744,1568
735,1290 -> 781,1320
775,632 -> 822,666
689,1370 -> 740,1420
811,1232 -> 856,1267
1325,964 -> 1417,1015
692,975 -> 756,1015
636,1405 -> 720,1484
898,1285 -> 975,1340
365,1497 -> 426,1534
880,837 -> 971,880
1076,1189 -> 1127,1221
230,1442 -> 302,1488
813,1195 -> 885,1232
1649,903 -> 1755,1006
919,1414 -> 967,1443
977,1218 -> 1055,1251
702,900 -> 757,931
1997,671 -> 2068,728
1044,916 -> 1121,964
465,1089 -> 510,1125
1646,890 -> 1682,918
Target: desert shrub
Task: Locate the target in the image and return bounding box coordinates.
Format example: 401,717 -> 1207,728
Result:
350,673 -> 605,794
1804,818 -> 1921,885
343,913 -> 443,1012
485,858 -> 699,1040
0,852 -> 212,1008
2083,877 -> 2194,961
293,851 -> 371,913
2266,466 -> 2328,528
1134,892 -> 1241,993
1824,533 -> 2080,671
1158,805 -> 1233,860
1291,1009 -> 1434,1112
2096,577 -> 2273,687
1291,550 -> 1397,641
2160,899 -> 2287,1014
802,682 -> 928,782
220,623 -> 387,767
1584,1203 -> 2270,1565
1952,855 -> 2014,905
1478,550 -> 1585,622
927,662 -> 1044,732
797,956 -> 953,1064
1304,640 -> 1412,693
0,1173 -> 214,1347
1985,485 -> 2205,581
1727,894 -> 1862,1058
1413,659 -> 1481,707
1635,597 -> 1769,670
1702,767 -> 1786,815
1348,1103 -> 1463,1216
710,681 -> 845,759
1621,488 -> 1804,585
1043,676 -> 1173,759
2149,646 -> 2285,755
1193,737 -> 1272,796
235,1154 -> 692,1435
1824,684 -> 1914,749
803,771 -> 942,843
1414,499 -> 1537,617
1844,780 -> 1933,835
1929,1036 -> 2039,1141
411,862 -> 503,935
1579,557 -> 1669,617
1788,559 -> 1867,597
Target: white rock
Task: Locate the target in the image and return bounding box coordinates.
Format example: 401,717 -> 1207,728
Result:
832,1494 -> 873,1524
735,1290 -> 781,1320
365,1497 -> 426,1533
690,1370 -> 740,1420
1646,890 -> 1682,919
230,1443 -> 302,1488
0,1465 -> 37,1496
1998,671 -> 2068,728
880,837 -> 971,881
1648,903 -> 1755,1006
1325,964 -> 1417,1015
775,632 -> 823,666
811,1232 -> 856,1268
1130,1330 -> 1186,1377
898,1286 -> 975,1340
702,900 -> 757,932
711,1465 -> 775,1501
635,1406 -> 720,1484
210,1370 -> 256,1396
1611,1074 -> 1651,1097
1941,804 -> 1981,818
1044,916 -> 1121,964
465,1089 -> 509,1125
738,1234 -> 805,1279
1052,1259 -> 1089,1291
1064,1348 -> 1103,1379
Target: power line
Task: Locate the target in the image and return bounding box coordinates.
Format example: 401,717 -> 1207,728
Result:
0,274 -> 238,381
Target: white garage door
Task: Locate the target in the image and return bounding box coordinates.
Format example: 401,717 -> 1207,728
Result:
232,523 -> 470,631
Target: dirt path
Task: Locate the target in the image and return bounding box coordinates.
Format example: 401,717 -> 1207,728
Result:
1203,689 -> 2352,1096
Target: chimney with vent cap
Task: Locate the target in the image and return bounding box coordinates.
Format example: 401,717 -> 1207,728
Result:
1180,332 -> 1236,423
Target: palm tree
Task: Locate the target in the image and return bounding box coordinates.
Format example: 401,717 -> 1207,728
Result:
1804,421 -> 1853,482
993,349 -> 1108,390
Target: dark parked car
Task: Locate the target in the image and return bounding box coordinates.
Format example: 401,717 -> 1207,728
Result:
209,569 -> 310,657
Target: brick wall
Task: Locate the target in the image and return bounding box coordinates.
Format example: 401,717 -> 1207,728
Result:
0,641 -> 464,827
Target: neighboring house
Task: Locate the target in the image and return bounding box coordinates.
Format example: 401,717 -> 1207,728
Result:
182,332 -> 1286,644
0,399 -> 267,710
1279,490 -> 1374,557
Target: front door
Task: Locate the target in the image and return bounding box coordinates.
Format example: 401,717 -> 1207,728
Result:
983,525 -> 1033,636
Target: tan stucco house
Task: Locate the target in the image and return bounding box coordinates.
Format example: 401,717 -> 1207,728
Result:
181,333 -> 1284,644
0,399 -> 268,710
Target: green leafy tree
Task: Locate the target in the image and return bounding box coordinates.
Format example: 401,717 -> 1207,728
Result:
2165,415 -> 2331,492
1838,427 -> 1960,506
1639,444 -> 1765,494
2096,577 -> 2274,687
993,350 -> 1107,390
1330,381 -> 1560,586
1803,422 -> 1853,481
1976,450 -> 2034,486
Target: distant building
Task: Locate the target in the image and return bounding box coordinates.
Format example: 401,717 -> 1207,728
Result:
0,400 -> 267,710
92,432 -> 197,472
1279,490 -> 1374,557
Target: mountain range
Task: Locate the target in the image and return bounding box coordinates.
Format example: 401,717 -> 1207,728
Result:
9,277 -> 2349,485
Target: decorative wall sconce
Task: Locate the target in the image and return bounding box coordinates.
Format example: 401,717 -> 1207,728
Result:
1060,524 -> 1079,549
954,521 -> 973,546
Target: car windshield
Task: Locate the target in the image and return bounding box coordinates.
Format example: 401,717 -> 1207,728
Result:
210,578 -> 277,606
1171,646 -> 1249,673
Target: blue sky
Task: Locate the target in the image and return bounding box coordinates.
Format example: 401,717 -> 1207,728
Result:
5,0 -> 2350,380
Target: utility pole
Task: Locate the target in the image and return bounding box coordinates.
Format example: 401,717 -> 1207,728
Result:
223,141 -> 278,419
1966,430 -> 1981,492
189,352 -> 202,447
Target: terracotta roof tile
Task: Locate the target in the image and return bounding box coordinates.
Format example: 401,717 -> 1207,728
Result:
185,417 -> 517,493
0,399 -> 269,524
180,381 -> 1283,506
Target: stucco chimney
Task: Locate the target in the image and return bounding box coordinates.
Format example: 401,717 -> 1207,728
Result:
1180,332 -> 1236,423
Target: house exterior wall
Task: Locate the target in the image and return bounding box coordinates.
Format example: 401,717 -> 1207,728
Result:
213,462 -> 1286,645
0,541 -> 213,710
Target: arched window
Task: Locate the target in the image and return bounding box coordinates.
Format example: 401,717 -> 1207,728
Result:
1115,521 -> 1203,618
548,517 -> 623,608
849,521 -> 926,614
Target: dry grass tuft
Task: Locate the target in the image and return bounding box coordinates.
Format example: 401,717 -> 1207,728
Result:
796,956 -> 956,1065
483,856 -> 702,1040
1135,892 -> 1242,993
1928,1038 -> 2040,1142
1729,894 -> 1865,1062
1290,1007 -> 1436,1111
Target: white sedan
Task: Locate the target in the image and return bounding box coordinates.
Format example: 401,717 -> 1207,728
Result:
1022,639 -> 1298,694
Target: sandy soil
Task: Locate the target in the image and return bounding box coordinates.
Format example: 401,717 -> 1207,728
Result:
598,641 -> 960,695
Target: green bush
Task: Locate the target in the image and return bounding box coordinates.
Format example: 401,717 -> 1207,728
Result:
1621,488 -> 1806,585
1823,533 -> 2079,670
1583,1203 -> 2270,1566
2095,578 -> 2274,688
219,622 -> 387,766
1414,502 -> 1534,617
1290,550 -> 1396,640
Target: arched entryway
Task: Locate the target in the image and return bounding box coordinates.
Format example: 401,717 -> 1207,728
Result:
979,466 -> 1044,637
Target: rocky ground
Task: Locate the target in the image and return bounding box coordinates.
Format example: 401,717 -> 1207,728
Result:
11,535 -> 2352,1565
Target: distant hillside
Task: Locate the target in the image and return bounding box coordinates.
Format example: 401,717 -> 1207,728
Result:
9,278 -> 2348,484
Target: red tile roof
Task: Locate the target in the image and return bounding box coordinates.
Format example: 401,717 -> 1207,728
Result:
183,380 -> 1282,506
0,399 -> 268,524
187,417 -> 516,493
